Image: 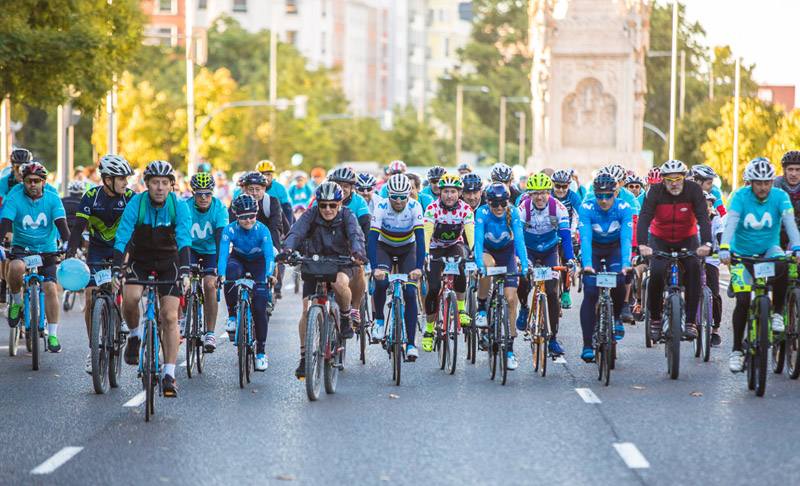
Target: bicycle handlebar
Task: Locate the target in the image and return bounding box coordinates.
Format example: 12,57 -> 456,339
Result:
649,250 -> 697,259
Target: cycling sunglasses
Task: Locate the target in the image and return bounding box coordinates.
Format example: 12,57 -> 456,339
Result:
238,213 -> 257,220
356,187 -> 373,193
595,192 -> 615,200
626,184 -> 641,191
389,194 -> 408,201
319,202 -> 339,209
663,175 -> 685,182
194,191 -> 213,198
489,200 -> 508,208
553,184 -> 570,190
24,177 -> 44,185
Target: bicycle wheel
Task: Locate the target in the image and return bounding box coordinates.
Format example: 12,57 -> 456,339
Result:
195,296 -> 206,374
530,294 -> 540,372
666,293 -> 682,380
643,276 -> 652,348
488,298 -> 497,380
466,283 -> 477,364
90,297 -> 111,394
30,284 -> 40,371
143,321 -> 155,422
594,301 -> 605,381
185,293 -> 196,378
604,298 -> 613,385
447,294 -> 458,375
497,296 -> 508,385
108,306 -> 123,388
359,297 -> 367,365
787,289 -> 800,379
324,313 -> 340,394
245,316 -> 254,385
694,290 -> 704,359
8,325 -> 19,356
537,293 -> 549,378
437,295 -> 450,371
393,295 -> 403,386
702,289 -> 712,363
237,300 -> 248,389
304,306 -> 324,401
755,296 -> 771,397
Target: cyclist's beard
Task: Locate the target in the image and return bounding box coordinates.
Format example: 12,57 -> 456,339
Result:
666,185 -> 682,196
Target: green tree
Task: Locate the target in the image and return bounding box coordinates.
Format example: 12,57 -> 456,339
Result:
767,109 -> 800,170
389,106 -> 438,165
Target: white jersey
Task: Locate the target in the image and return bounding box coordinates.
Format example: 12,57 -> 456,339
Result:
367,194 -> 383,214
370,198 -> 424,247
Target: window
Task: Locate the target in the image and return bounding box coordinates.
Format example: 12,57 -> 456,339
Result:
233,0 -> 247,12
158,0 -> 175,13
145,25 -> 178,47
444,37 -> 449,57
286,0 -> 297,14
321,0 -> 326,17
287,30 -> 297,47
198,0 -> 207,8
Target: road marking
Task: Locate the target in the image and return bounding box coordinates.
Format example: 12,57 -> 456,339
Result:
31,447 -> 83,475
179,360 -> 187,367
554,356 -> 567,364
613,443 -> 650,469
123,391 -> 146,407
575,388 -> 601,403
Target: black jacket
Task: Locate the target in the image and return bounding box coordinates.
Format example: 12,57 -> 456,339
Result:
283,206 -> 365,257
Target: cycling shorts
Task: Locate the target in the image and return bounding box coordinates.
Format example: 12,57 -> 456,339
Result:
9,247 -> 57,283
126,257 -> 181,298
485,242 -> 519,288
376,241 -> 416,275
191,250 -> 218,277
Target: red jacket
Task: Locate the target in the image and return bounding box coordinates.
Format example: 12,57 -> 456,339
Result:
637,181 -> 712,245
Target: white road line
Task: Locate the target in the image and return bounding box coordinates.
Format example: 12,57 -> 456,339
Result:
575,388 -> 601,404
613,443 -> 650,469
123,391 -> 146,407
554,356 -> 567,364
31,447 -> 83,475
179,360 -> 187,367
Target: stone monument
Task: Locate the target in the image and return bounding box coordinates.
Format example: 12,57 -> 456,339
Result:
529,0 -> 649,177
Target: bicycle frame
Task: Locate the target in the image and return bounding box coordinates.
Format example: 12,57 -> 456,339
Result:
23,271 -> 47,336
138,280 -> 161,379
386,272 -> 408,350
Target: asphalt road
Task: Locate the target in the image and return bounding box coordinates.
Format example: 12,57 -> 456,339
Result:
2,270 -> 800,485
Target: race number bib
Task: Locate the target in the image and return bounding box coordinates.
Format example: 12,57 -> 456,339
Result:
596,273 -> 616,288
443,261 -> 461,275
23,255 -> 43,269
487,266 -> 507,276
753,262 -> 775,279
533,267 -> 551,282
94,269 -> 112,286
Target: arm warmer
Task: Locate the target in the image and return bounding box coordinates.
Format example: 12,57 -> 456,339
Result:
67,218 -> 88,257
559,227 -> 575,261
414,227 -> 425,271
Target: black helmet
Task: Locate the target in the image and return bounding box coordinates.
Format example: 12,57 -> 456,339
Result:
461,173 -> 482,192
781,150 -> 800,167
231,194 -> 259,216
328,167 -> 356,184
593,174 -> 617,192
241,171 -> 267,187
10,148 -> 32,165
427,166 -> 446,181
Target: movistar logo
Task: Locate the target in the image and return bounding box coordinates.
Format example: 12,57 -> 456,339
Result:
592,221 -> 621,235
486,231 -> 511,244
441,231 -> 456,239
233,246 -> 262,255
22,213 -> 47,230
743,213 -> 773,230
191,221 -> 214,240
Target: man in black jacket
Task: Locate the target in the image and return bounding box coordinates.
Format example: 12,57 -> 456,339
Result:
278,182 -> 366,379
230,171 -> 283,252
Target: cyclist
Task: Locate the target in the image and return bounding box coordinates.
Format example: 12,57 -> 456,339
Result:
643,167 -> 662,205
279,182 -> 366,379
62,181 -> 86,229
368,174 -> 424,360
461,173 -> 485,211
66,154 -> 134,373
550,169 -> 581,309
690,165 -> 726,217
474,183 -> 529,369
638,159 -> 712,342
377,160 -> 407,198
113,161 -> 192,397
421,166 -> 446,201
407,173 -> 433,211
774,151 -> 800,249
256,160 -> 293,225
0,148 -> 32,205
1,162 -> 70,352
577,174 -> 633,362
356,173 -> 382,214
489,163 -> 522,204
218,194 -> 276,371
516,173 -> 574,356
288,171 -> 314,208
720,158 -> 800,372
421,174 -> 474,353
185,172 -> 229,352
701,190 -> 724,346
232,171 -> 283,263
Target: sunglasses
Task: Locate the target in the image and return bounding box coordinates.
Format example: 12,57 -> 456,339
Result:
626,184 -> 641,191
553,184 -> 570,190
356,187 -> 373,193
238,213 -> 256,221
24,178 -> 43,185
595,192 -> 615,200
663,175 -> 685,182
489,200 -> 508,208
195,192 -> 212,198
319,202 -> 339,210
389,194 -> 408,201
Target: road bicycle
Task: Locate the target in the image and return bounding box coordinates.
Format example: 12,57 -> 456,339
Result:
231,272 -> 262,388
183,264 -> 217,379
484,265 -> 524,385
464,261 -> 479,365
430,256 -> 468,375
383,264 -> 409,385
88,260 -> 126,394
591,260 -> 619,387
526,261 -> 567,378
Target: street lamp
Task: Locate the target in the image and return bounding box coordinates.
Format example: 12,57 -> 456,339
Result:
499,96 -> 530,163
455,85 -> 490,166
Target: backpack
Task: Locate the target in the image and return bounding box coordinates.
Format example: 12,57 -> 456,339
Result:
522,194 -> 559,229
136,191 -> 177,227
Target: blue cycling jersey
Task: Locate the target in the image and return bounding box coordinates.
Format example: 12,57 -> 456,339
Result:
577,198 -> 633,269
266,181 -> 290,205
217,221 -> 275,278
420,185 -> 439,201
583,186 -> 640,216
2,188 -> 66,252
473,205 -> 528,273
288,183 -> 314,207
113,192 -> 192,255
416,192 -> 434,212
727,187 -> 793,255
185,197 -> 229,255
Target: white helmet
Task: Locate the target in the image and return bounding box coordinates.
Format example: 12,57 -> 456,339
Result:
690,165 -> 716,180
68,180 -> 87,196
386,174 -> 412,197
661,159 -> 688,175
743,157 -> 775,182
99,154 -> 134,177
144,160 -> 175,182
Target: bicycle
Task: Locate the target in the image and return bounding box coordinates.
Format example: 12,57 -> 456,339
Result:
694,257 -> 714,363
184,265 -> 217,379
590,261 -> 619,387
429,256 -> 467,375
484,265 -> 524,385
125,273 -> 184,422
783,260 -> 800,378
641,263 -> 654,348
229,272 -> 262,389
88,260 -> 126,394
384,268 -> 408,386
464,261 -> 479,365
526,262 -> 567,378
359,263 -> 374,365
288,254 -> 353,401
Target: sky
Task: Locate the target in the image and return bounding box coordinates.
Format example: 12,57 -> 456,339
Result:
677,0 -> 800,107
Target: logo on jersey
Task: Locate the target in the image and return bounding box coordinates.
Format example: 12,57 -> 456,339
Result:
191,221 -> 214,240
743,213 -> 773,230
592,221 -> 621,235
22,213 -> 47,230
233,245 -> 262,255
485,231 -> 511,244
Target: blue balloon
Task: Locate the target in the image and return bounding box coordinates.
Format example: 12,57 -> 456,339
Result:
57,258 -> 91,291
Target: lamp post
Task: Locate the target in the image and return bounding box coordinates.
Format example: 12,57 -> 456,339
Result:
515,111 -> 526,167
668,0 -> 679,160
455,85 -> 489,166
732,56 -> 741,191
499,96 -> 530,163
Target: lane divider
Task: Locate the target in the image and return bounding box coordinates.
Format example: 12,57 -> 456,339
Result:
575,388 -> 601,403
31,447 -> 83,475
613,442 -> 650,469
123,391 -> 146,407
554,356 -> 567,364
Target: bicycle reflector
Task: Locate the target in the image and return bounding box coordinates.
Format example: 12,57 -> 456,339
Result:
57,258 -> 91,291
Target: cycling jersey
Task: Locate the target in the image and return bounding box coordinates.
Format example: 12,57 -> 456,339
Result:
366,194 -> 383,214
61,195 -> 82,229
722,186 -> 800,255
518,196 -> 571,254
473,205 -> 528,274
370,199 -> 424,246
416,192 -> 434,212
0,173 -> 17,199
423,199 -> 474,250
217,221 -> 275,277
1,188 -> 66,252
420,185 -> 439,201
637,181 -> 711,246
553,188 -> 582,223
266,181 -> 290,205
583,186 -> 640,215
578,198 -> 634,269
76,185 -> 134,250
288,183 -> 314,207
185,197 -> 229,255
113,192 -> 192,265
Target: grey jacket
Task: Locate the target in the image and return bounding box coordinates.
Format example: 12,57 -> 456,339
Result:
283,206 -> 366,257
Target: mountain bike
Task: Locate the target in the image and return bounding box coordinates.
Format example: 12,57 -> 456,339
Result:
88,260 -> 126,394
651,250 -> 696,380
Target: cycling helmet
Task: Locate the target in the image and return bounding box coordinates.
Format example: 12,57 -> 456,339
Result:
315,181 -> 343,201
743,157 -> 776,181
256,160 -> 276,173
485,182 -> 510,202
457,163 -> 472,173
661,159 -> 688,175
328,166 -> 356,185
10,148 -> 32,165
551,170 -> 573,183
781,150 -> 800,167
461,173 -> 483,192
21,162 -> 47,178
231,194 -> 259,216
611,164 -> 627,180
526,173 -> 552,191
427,166 -> 446,181
190,171 -> 216,191
68,180 -> 87,196
355,173 -> 378,189
98,154 -> 134,177
647,167 -> 662,184
311,167 -> 325,178
143,160 -> 175,182
624,175 -> 644,187
438,174 -> 463,189
690,165 -> 716,181
703,191 -> 717,202
593,174 -> 617,192
491,163 -> 513,182
386,174 -> 412,196
388,160 -> 407,174
241,171 -> 267,187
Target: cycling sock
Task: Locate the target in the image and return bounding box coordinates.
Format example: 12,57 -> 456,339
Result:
129,326 -> 141,339
48,323 -> 57,336
477,298 -> 487,312
425,320 -> 435,333
340,307 -> 351,322
163,363 -> 176,378
457,300 -> 466,312
11,293 -> 20,304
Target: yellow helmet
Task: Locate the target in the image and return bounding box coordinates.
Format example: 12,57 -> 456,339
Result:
526,173 -> 552,191
256,160 -> 276,173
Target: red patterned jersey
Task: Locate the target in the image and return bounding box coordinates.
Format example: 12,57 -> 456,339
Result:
423,199 -> 474,250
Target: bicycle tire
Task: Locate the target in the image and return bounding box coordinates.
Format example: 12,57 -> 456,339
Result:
694,290 -> 704,359
531,291 -> 541,372
195,296 -> 205,374
324,313 -> 340,394
466,283 -> 477,364
498,295 -> 508,385
90,297 -> 111,394
604,298 -> 613,385
8,325 -> 19,356
246,313 -> 254,385
537,292 -> 549,377
643,276 -> 652,348
788,289 -> 800,379
144,320 -> 155,422
305,306 -> 324,401
437,294 -> 450,371
755,296 -> 770,397
594,299 -> 605,381
703,288 -> 712,363
30,283 -> 40,371
393,294 -> 403,385
185,293 -> 196,378
666,293 -> 682,380
488,288 -> 497,380
237,299 -> 248,389
108,305 -> 123,388
447,295 -> 458,375
359,297 -> 367,365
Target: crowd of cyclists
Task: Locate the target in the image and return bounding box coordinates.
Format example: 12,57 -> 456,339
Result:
6,144 -> 800,397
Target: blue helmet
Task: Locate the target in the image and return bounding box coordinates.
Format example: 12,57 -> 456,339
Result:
231,194 -> 259,216
485,182 -> 510,202
593,174 -> 617,193
240,171 -> 267,187
462,173 -> 482,192
356,173 -> 378,189
315,181 -> 343,201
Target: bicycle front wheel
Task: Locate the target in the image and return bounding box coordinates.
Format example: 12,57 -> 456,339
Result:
108,306 -> 123,388
195,296 -> 206,374
304,306 -> 324,401
30,284 -> 40,371
323,313 -> 340,394
755,296 -> 770,397
604,298 -> 613,386
497,295 -> 509,385
702,288 -> 712,363
393,295 -> 403,385
787,289 -> 800,379
537,292 -> 549,377
185,293 -> 196,378
447,294 -> 458,375
643,276 -> 652,348
666,293 -> 682,380
90,297 -> 111,394
237,300 -> 249,389
359,297 -> 367,365
143,320 -> 156,422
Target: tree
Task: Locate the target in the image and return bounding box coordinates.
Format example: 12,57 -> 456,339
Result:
389,106 -> 438,165
767,109 -> 800,170
0,0 -> 145,112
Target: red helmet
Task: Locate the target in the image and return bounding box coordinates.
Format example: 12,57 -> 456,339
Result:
646,167 -> 662,184
21,162 -> 47,179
